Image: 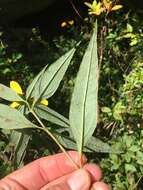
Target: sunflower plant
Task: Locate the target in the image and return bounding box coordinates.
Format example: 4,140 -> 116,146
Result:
0,22 -> 111,173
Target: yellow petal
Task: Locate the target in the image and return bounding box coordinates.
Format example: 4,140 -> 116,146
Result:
94,10 -> 102,15
92,0 -> 98,9
103,0 -> 111,3
84,2 -> 94,9
61,22 -> 67,28
10,81 -> 23,95
10,101 -> 20,108
40,99 -> 48,106
103,0 -> 112,11
111,5 -> 123,11
68,20 -> 74,25
95,2 -> 103,15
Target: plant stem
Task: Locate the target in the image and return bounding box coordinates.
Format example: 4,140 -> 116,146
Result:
30,109 -> 79,169
130,175 -> 143,190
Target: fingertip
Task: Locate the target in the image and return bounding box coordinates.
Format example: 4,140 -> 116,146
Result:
67,169 -> 91,190
84,164 -> 102,182
92,181 -> 110,190
42,169 -> 91,190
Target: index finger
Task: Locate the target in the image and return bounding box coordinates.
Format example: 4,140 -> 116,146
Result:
0,151 -> 86,190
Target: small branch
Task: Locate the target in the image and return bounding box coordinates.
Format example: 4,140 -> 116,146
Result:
130,175 -> 143,190
68,0 -> 83,19
30,109 -> 79,169
99,26 -> 106,72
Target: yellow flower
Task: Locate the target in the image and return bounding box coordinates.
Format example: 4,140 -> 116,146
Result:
103,0 -> 123,12
103,0 -> 112,11
10,81 -> 23,108
10,81 -> 23,95
111,5 -> 123,11
61,20 -> 74,28
10,101 -> 21,108
40,99 -> 48,106
61,22 -> 67,28
10,81 -> 48,108
85,0 -> 123,16
68,20 -> 74,26
85,0 -> 105,16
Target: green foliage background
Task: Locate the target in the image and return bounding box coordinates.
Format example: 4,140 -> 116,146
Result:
0,1 -> 143,189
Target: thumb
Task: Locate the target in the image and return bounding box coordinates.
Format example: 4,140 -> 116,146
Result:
43,169 -> 91,190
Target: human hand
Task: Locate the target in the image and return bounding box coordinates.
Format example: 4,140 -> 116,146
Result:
0,151 -> 109,190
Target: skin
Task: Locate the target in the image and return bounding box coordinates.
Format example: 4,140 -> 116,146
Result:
0,151 -> 109,190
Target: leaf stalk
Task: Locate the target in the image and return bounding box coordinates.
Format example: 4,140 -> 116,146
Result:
29,108 -> 79,169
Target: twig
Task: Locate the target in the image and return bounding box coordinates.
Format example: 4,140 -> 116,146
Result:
99,26 -> 104,70
98,25 -> 107,79
30,109 -> 79,169
130,175 -> 143,190
68,0 -> 83,19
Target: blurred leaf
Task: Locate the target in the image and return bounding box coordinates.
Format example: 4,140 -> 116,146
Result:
9,106 -> 31,169
86,136 -> 111,153
130,38 -> 138,46
101,107 -> 112,113
10,130 -> 31,168
12,53 -> 23,62
0,141 -> 5,150
34,105 -> 69,128
124,135 -> 133,148
0,104 -> 36,129
129,145 -> 140,152
110,154 -> 120,170
122,33 -> 135,39
70,21 -> 99,153
125,164 -> 137,173
26,47 -> 76,101
136,151 -> 143,165
124,151 -> 132,162
127,24 -> 133,33
113,102 -> 125,121
0,84 -> 24,102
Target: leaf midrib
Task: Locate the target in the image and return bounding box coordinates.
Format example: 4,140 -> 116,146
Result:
80,31 -> 97,154
38,49 -> 75,100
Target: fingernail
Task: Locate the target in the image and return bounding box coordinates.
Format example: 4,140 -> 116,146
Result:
67,169 -> 90,190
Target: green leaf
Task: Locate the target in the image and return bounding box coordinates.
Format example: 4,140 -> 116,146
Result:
86,136 -> 111,153
125,164 -> 137,173
0,104 -> 37,129
127,24 -> 133,33
9,106 -> 31,169
69,21 -> 99,153
10,130 -> 31,168
129,145 -> 140,152
55,133 -> 111,153
122,33 -> 134,39
0,84 -> 24,102
26,48 -> 76,101
55,134 -> 77,150
26,65 -> 48,99
113,102 -> 125,121
130,38 -> 138,46
101,107 -> 112,113
34,105 -> 69,128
